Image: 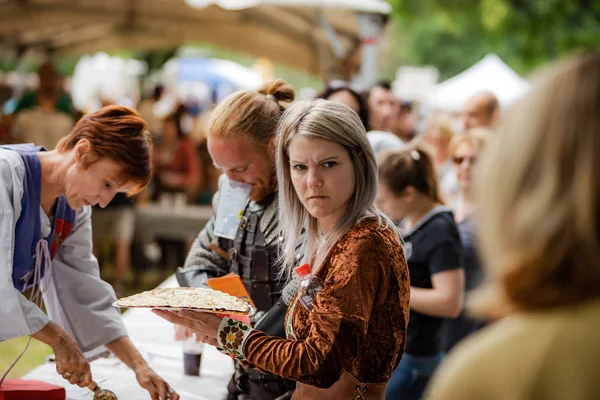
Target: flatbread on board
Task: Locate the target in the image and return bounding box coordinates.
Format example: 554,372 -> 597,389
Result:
113,287 -> 253,315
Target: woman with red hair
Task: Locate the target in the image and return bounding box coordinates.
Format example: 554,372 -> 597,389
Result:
0,106 -> 178,399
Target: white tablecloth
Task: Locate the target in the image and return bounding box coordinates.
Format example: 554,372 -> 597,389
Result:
24,275 -> 233,400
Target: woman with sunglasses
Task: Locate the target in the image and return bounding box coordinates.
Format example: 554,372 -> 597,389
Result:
442,128 -> 491,352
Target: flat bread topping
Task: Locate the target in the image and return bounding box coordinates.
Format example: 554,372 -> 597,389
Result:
113,287 -> 252,315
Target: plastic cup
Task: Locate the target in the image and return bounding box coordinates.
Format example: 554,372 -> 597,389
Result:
182,336 -> 204,376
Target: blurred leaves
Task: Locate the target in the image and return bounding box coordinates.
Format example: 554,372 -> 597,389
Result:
481,0 -> 509,31
383,0 -> 600,80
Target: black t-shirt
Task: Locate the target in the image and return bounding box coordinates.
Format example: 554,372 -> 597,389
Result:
400,207 -> 463,356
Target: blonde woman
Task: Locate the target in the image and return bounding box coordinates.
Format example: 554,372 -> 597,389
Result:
156,100 -> 410,399
423,114 -> 458,202
427,53 -> 600,399
442,128 -> 491,352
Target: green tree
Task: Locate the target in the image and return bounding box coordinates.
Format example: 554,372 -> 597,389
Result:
385,0 -> 600,79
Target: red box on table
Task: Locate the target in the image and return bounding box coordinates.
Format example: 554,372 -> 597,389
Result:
0,379 -> 65,400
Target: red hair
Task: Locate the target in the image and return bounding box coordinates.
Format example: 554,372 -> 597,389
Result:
56,105 -> 152,194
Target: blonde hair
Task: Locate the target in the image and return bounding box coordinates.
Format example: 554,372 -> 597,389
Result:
424,113 -> 456,142
449,127 -> 492,156
276,99 -> 396,280
209,79 -> 295,146
473,53 -> 600,317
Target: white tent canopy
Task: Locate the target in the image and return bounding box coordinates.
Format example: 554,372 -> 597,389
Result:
0,0 -> 390,80
429,54 -> 530,112
186,0 -> 390,14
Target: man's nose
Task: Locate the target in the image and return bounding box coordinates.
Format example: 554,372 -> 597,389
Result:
225,171 -> 239,182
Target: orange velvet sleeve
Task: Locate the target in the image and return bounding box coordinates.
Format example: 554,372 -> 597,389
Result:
234,232 -> 389,388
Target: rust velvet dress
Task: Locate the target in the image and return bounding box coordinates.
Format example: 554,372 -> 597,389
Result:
216,217 -> 410,399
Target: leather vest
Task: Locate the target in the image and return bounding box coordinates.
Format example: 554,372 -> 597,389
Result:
218,193 -> 283,312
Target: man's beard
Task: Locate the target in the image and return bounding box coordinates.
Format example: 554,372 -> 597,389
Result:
249,171 -> 277,202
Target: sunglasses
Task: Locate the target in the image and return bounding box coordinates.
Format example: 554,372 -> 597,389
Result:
453,156 -> 477,165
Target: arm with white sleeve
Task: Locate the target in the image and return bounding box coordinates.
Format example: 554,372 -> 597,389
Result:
43,205 -> 127,352
44,205 -> 177,399
0,150 -> 92,387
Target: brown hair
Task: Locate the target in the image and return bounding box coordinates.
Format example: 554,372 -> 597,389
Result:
472,53 -> 600,317
209,79 -> 295,146
56,105 -> 152,194
479,90 -> 500,116
378,146 -> 444,204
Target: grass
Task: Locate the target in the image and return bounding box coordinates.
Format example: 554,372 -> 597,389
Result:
0,336 -> 52,380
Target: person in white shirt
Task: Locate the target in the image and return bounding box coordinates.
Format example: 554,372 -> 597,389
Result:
0,105 -> 178,399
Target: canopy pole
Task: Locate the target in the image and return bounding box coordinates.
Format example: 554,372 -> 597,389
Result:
317,10 -> 345,60
357,13 -> 384,89
316,10 -> 346,80
12,44 -> 28,104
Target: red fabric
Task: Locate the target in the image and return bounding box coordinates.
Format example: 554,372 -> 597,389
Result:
51,219 -> 73,259
167,138 -> 199,186
0,379 -> 65,400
